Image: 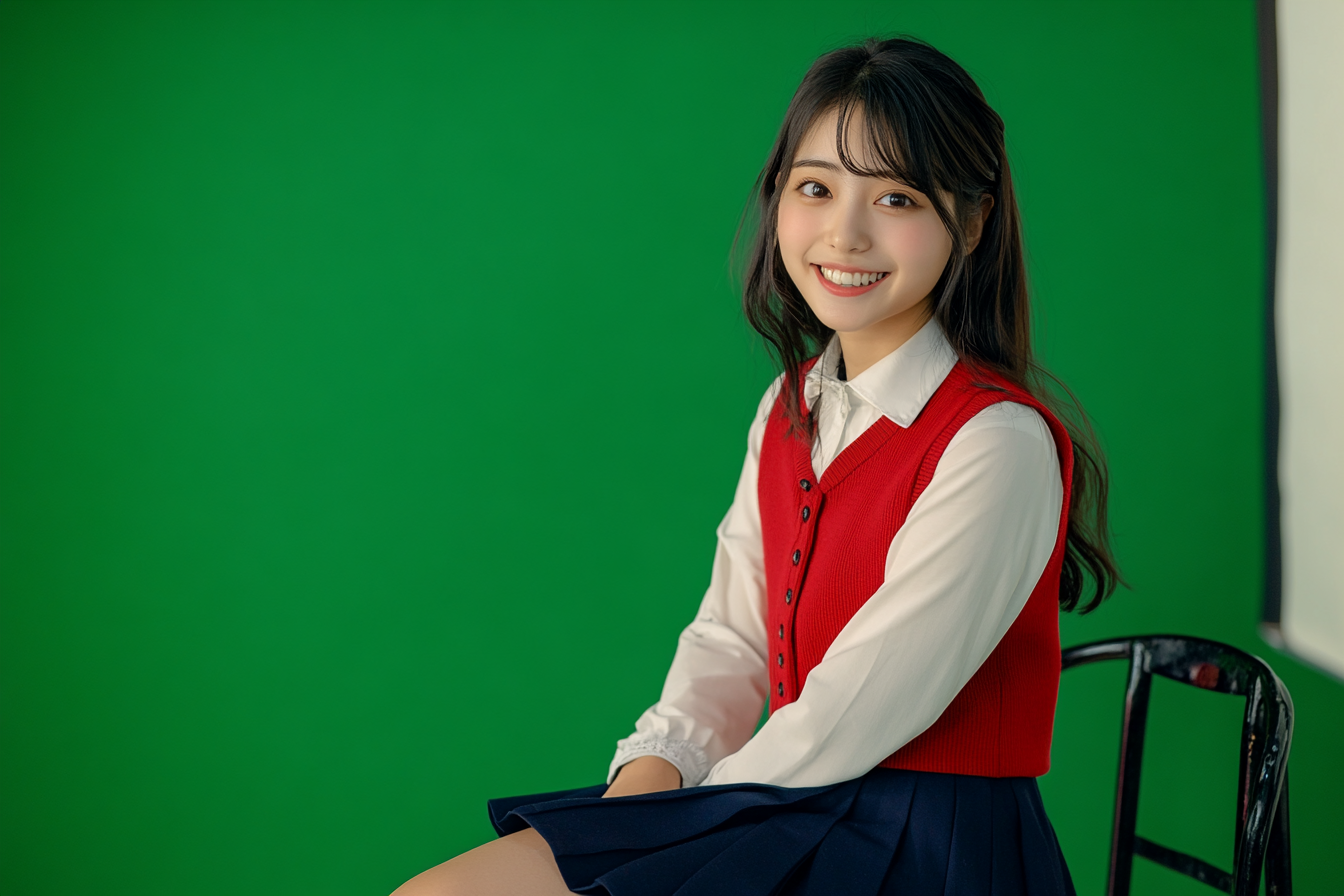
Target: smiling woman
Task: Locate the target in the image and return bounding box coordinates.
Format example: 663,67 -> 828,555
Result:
393,36 -> 1118,896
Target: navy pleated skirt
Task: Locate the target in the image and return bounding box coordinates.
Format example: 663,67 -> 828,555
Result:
488,768 -> 1075,896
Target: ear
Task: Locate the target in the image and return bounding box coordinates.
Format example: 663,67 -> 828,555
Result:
963,194 -> 995,254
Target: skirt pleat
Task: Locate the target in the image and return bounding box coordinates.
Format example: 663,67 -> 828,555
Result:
943,775 -> 995,895
487,768 -> 1075,896
793,768 -> 916,896
990,776 -> 1028,894
879,771 -> 954,893
592,825 -> 756,896
1013,778 -> 1075,896
676,799 -> 850,896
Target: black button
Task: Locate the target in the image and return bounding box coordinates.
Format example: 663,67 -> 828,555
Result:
801,506 -> 810,521
785,588 -> 792,604
792,549 -> 801,565
777,653 -> 784,667
799,479 -> 812,491
777,682 -> 784,697
778,624 -> 784,639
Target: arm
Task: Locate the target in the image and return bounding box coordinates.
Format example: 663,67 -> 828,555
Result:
603,754 -> 683,797
702,402 -> 1063,788
605,378 -> 781,788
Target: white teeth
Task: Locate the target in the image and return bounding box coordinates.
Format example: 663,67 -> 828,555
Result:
820,266 -> 887,287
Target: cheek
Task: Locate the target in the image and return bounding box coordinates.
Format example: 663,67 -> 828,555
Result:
886,220 -> 953,280
775,200 -> 816,265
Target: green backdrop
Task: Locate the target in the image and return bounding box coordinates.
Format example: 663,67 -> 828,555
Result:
2,1 -> 1339,893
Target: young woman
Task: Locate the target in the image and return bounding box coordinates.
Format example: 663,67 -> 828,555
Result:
394,35 -> 1120,896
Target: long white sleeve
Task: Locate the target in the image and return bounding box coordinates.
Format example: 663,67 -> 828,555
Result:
611,385 -> 1062,788
701,402 -> 1062,787
606,378 -> 781,786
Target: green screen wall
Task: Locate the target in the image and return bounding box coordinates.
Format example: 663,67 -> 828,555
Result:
2,1 -> 1339,893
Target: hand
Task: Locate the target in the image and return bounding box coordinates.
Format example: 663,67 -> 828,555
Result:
602,755 -> 682,798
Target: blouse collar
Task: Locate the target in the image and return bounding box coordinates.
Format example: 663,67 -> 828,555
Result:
804,318 -> 960,428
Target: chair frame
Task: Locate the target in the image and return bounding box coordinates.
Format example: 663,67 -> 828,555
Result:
1061,636 -> 1293,896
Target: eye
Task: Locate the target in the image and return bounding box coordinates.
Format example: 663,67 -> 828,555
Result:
797,180 -> 831,199
877,192 -> 915,209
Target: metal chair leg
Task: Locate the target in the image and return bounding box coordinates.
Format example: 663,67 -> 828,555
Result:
1265,768 -> 1292,896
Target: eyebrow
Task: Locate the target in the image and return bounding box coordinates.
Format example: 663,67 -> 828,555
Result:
791,158 -> 842,171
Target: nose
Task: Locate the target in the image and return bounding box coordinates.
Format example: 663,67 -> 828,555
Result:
823,193 -> 871,254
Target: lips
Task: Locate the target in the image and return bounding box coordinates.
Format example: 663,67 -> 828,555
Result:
812,264 -> 889,296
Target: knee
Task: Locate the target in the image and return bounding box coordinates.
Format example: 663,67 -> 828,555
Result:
389,829 -> 567,896
389,859 -> 465,896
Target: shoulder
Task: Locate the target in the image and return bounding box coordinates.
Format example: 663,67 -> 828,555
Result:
962,400 -> 1052,442
946,400 -> 1059,470
922,401 -> 1063,518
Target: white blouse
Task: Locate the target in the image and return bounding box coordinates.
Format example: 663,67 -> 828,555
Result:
609,320 -> 1063,789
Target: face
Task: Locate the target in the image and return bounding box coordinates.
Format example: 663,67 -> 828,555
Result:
776,107 -> 954,347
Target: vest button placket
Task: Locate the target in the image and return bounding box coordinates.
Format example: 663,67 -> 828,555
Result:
776,491 -> 821,709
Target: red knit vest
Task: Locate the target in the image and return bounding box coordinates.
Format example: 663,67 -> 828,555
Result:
760,359 -> 1074,778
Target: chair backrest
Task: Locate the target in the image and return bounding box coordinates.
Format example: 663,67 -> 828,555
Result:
1061,636 -> 1293,896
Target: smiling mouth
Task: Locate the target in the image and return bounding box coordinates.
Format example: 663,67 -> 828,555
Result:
817,265 -> 888,287
813,264 -> 889,295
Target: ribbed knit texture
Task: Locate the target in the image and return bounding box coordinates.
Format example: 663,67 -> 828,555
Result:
759,360 -> 1075,778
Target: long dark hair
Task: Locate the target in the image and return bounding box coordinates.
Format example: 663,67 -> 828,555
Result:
739,37 -> 1122,613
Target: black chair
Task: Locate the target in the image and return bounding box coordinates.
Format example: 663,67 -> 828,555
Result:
1061,636 -> 1293,896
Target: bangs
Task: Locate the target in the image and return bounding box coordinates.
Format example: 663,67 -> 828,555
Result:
830,93 -> 928,193
808,70 -> 998,204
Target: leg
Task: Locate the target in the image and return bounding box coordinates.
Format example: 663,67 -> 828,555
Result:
391,828 -> 574,896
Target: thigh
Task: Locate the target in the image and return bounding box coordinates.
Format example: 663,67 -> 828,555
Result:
391,828 -> 574,896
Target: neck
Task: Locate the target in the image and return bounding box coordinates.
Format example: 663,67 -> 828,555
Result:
835,299 -> 933,379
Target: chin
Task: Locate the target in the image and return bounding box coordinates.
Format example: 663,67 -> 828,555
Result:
806,301 -> 886,335
815,316 -> 869,334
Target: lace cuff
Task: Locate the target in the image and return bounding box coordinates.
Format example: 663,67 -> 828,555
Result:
607,736 -> 712,788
